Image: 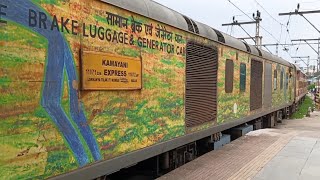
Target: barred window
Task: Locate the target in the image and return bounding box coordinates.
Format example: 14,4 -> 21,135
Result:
274,70 -> 277,90
286,73 -> 289,89
240,63 -> 246,92
225,59 -> 234,93
280,70 -> 284,90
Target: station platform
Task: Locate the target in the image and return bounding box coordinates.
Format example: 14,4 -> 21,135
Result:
158,111 -> 320,180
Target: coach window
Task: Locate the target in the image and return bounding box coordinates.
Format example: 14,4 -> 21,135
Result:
225,59 -> 234,93
280,69 -> 284,90
274,70 -> 277,90
240,63 -> 246,92
286,73 -> 289,89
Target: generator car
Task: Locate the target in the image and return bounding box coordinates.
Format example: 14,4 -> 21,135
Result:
0,0 -> 308,179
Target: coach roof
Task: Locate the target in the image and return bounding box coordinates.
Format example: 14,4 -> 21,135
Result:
103,0 -> 291,66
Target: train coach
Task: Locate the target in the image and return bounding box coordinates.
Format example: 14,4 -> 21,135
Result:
0,0 -> 308,179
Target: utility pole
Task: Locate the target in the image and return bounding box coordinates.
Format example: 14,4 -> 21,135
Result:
306,59 -> 319,76
279,3 -> 320,74
318,39 -> 320,73
255,11 -> 262,48
292,56 -> 310,75
222,10 -> 262,48
291,38 -> 320,72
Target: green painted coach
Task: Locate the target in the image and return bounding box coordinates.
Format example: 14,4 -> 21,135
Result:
0,0 -> 307,179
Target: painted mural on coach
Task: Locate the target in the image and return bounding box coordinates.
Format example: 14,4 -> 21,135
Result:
0,0 -> 308,179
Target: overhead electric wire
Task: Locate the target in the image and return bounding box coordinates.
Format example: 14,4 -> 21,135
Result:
295,41 -> 302,56
283,15 -> 295,51
279,23 -> 283,43
254,0 -> 295,45
284,24 -> 289,44
227,0 -> 295,61
254,0 -> 284,26
227,0 -> 280,43
239,24 -> 257,43
254,0 -> 295,47
300,14 -> 320,33
300,0 -> 320,4
227,0 -> 251,20
263,46 -> 273,54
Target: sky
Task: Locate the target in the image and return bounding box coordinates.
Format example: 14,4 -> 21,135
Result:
153,0 -> 320,70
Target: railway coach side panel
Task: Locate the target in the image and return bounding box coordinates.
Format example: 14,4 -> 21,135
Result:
289,67 -> 295,104
0,0 -> 297,179
0,10 -> 55,179
295,71 -> 308,102
296,71 -> 300,101
216,47 -> 251,124
271,63 -> 292,107
0,0 -> 190,178
80,1 -> 188,160
300,73 -> 308,99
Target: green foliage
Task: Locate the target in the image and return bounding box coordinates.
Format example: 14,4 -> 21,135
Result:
0,22 -> 48,70
160,58 -> 185,68
217,93 -> 250,124
161,125 -> 185,141
34,107 -> 49,118
117,93 -> 184,145
32,0 -> 58,5
308,84 -> 316,91
119,48 -> 140,58
0,4 -> 187,179
42,150 -> 78,177
0,53 -> 31,67
143,74 -> 170,89
153,67 -> 174,76
0,77 -> 11,89
217,82 -> 224,88
94,15 -> 108,24
291,96 -> 314,119
0,94 -> 31,106
0,111 -> 78,179
0,165 -> 41,180
0,22 -> 48,49
0,131 -> 38,149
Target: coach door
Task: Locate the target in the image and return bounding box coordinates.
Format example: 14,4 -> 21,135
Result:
284,71 -> 288,102
185,42 -> 218,127
289,68 -> 292,101
250,60 -> 263,111
264,62 -> 272,108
